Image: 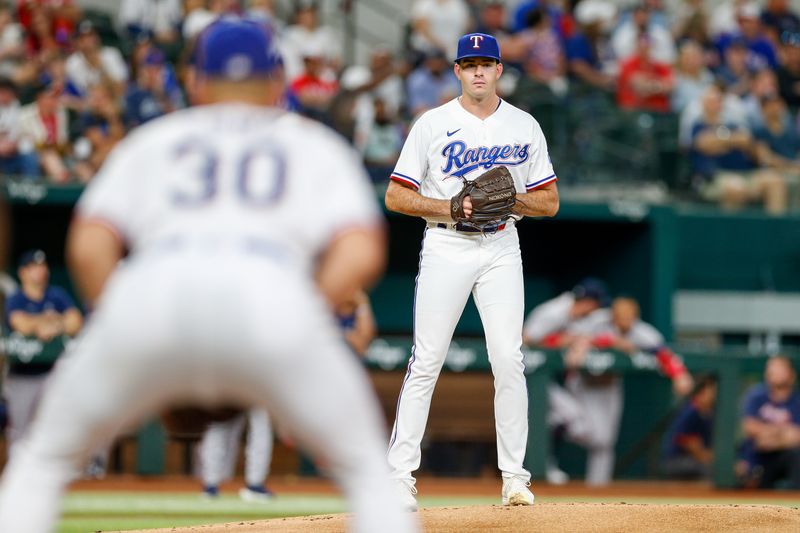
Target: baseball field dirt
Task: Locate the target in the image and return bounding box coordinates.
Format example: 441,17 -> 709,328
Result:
122,502 -> 800,532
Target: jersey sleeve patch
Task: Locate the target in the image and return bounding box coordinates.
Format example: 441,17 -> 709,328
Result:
390,172 -> 421,190
526,174 -> 557,191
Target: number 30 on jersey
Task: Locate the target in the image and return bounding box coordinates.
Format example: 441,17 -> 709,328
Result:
171,140 -> 285,207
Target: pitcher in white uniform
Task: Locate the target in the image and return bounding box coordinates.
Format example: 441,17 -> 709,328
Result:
385,32 -> 559,510
0,18 -> 417,533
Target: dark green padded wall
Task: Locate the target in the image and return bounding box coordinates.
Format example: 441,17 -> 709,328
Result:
676,207 -> 800,291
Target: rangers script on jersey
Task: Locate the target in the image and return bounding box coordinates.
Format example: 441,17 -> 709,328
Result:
390,98 -> 557,222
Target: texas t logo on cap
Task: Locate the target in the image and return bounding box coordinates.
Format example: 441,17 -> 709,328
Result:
455,32 -> 501,62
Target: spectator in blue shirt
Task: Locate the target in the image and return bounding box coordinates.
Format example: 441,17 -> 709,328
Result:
3,250 -> 82,451
406,50 -> 460,118
124,48 -> 184,129
776,31 -> 800,111
690,85 -> 788,214
715,39 -> 754,98
715,4 -> 778,71
760,0 -> 800,44
565,3 -> 616,93
740,356 -> 800,489
753,93 -> 800,181
662,376 -> 716,480
511,0 -> 569,37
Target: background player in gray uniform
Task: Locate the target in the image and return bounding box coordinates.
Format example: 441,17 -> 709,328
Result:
522,278 -> 609,484
563,297 -> 692,485
0,19 -> 417,533
199,407 -> 274,500
522,278 -> 609,349
385,32 -> 559,510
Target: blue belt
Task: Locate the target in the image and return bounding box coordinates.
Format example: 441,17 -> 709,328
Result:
435,222 -> 506,233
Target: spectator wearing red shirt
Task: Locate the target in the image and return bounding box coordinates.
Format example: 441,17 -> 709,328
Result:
617,32 -> 673,112
290,43 -> 339,121
17,0 -> 79,53
24,6 -> 64,58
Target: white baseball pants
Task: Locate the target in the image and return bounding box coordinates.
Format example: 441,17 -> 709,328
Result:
200,408 -> 273,488
0,253 -> 417,533
387,225 -> 530,483
565,373 -> 623,486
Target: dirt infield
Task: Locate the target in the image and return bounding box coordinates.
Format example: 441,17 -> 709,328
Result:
68,475 -> 796,499
121,503 -> 800,533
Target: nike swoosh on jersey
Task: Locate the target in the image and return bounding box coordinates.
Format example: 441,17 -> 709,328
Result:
446,129 -> 461,137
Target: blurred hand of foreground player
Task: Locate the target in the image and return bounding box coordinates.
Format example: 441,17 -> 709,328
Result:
316,226 -> 386,309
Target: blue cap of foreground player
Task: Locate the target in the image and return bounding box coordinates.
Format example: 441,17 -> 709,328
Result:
195,17 -> 282,80
455,32 -> 501,63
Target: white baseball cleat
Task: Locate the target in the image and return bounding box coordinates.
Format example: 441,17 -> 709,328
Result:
502,476 -> 535,506
394,479 -> 419,512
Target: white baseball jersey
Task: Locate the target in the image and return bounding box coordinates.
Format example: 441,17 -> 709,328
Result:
569,309 -> 665,350
390,97 -> 556,221
522,292 -> 575,344
78,103 -> 380,273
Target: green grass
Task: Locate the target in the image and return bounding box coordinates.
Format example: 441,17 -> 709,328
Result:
58,491 -> 800,533
60,493 -> 348,533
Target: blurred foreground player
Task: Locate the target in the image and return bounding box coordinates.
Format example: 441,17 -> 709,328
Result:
0,18 -> 417,533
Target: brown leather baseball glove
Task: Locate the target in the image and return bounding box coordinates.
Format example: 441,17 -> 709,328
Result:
450,166 -> 516,232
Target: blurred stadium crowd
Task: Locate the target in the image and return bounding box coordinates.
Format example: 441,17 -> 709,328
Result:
0,0 -> 798,492
4,0 -> 800,213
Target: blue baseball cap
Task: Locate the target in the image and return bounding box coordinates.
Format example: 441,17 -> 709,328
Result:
455,32 -> 501,63
195,17 -> 282,80
18,249 -> 47,268
572,277 -> 609,306
143,48 -> 166,67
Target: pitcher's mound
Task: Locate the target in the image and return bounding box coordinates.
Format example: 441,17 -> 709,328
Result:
123,502 -> 800,532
